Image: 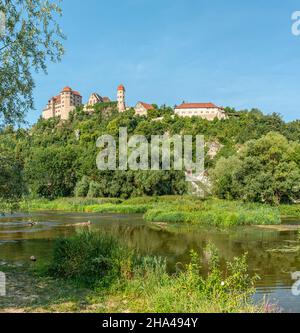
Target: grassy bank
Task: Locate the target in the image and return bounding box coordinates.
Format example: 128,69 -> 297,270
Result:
0,231 -> 266,313
279,204 -> 300,218
21,197 -> 149,214
144,200 -> 280,227
21,196 -> 282,227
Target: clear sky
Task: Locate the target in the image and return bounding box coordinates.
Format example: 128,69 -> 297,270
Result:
28,0 -> 300,124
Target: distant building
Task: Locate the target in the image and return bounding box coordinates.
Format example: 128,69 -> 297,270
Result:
86,93 -> 111,107
42,87 -> 82,120
84,93 -> 111,112
134,102 -> 154,116
102,96 -> 111,103
117,84 -> 126,112
87,93 -> 103,106
174,103 -> 227,121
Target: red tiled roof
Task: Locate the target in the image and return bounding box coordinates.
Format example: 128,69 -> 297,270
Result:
62,86 -> 72,92
61,87 -> 81,96
176,103 -> 221,109
72,91 -> 82,96
118,84 -> 125,91
52,95 -> 61,102
139,102 -> 154,110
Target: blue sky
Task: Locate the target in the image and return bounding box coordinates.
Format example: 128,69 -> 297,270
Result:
29,0 -> 300,124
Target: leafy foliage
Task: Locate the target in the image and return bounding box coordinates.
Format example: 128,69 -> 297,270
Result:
2,102 -> 300,203
211,132 -> 300,204
24,146 -> 81,199
0,126 -> 26,211
0,0 -> 64,125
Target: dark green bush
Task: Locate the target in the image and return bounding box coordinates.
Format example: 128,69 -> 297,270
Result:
87,181 -> 102,198
49,231 -> 131,287
74,176 -> 90,197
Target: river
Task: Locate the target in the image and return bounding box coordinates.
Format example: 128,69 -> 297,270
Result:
1,211 -> 300,312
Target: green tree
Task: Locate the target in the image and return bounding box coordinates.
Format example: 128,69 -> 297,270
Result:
74,176 -> 90,197
0,126 -> 26,211
0,0 -> 64,125
25,146 -> 80,199
211,132 -> 300,204
211,156 -> 242,199
0,151 -> 25,211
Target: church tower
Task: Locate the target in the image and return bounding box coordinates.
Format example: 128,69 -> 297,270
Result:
117,84 -> 126,112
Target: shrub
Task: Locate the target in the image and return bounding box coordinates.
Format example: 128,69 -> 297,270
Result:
87,181 -> 102,198
49,231 -> 132,287
74,176 -> 90,197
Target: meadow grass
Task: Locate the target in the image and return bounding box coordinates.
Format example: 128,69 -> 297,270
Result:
21,196 -> 282,227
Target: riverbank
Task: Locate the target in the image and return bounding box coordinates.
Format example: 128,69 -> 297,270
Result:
0,232 -> 267,313
20,196 -> 286,227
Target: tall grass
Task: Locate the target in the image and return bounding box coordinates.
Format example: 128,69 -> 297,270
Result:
22,196 -> 281,227
21,197 -> 123,212
280,204 -> 300,218
85,204 -> 149,214
48,231 -> 132,287
45,232 -> 263,313
115,250 -> 260,313
144,199 -> 281,226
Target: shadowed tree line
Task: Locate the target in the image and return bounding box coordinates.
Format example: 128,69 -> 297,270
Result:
1,105 -> 300,206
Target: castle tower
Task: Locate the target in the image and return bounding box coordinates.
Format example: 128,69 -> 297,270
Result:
117,84 -> 126,112
42,86 -> 82,120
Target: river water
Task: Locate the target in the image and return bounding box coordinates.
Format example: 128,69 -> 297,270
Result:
1,211 -> 300,312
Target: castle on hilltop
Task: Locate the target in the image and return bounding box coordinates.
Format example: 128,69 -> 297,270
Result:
42,86 -> 112,120
117,84 -> 126,113
42,87 -> 83,120
42,84 -> 227,121
174,103 -> 227,120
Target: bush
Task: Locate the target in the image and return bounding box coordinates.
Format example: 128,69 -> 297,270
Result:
74,176 -> 90,197
49,231 -> 132,287
87,181 -> 102,198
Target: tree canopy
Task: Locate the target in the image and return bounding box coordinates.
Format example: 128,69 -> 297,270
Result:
211,132 -> 300,204
0,0 -> 64,125
1,101 -> 300,204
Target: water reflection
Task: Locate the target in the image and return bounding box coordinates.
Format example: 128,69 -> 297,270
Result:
1,211 -> 300,312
